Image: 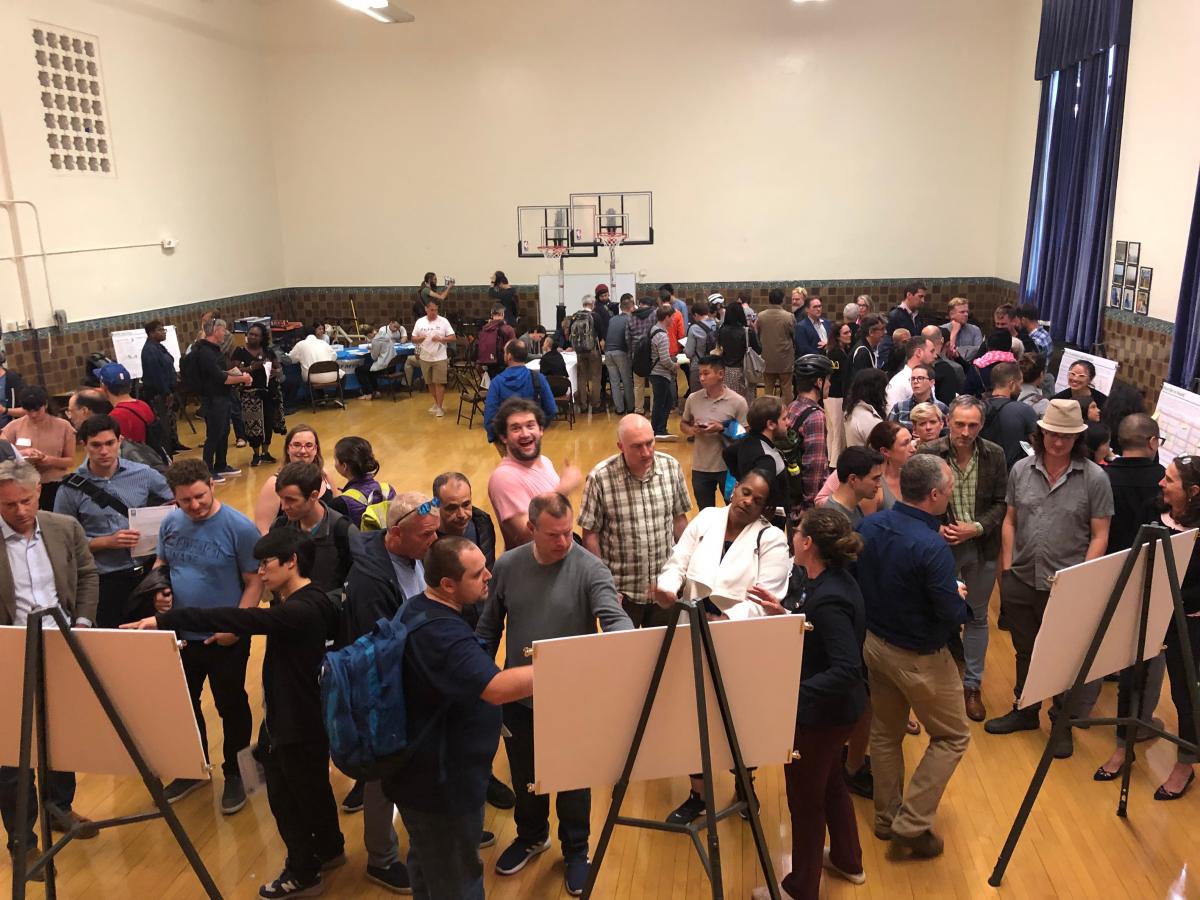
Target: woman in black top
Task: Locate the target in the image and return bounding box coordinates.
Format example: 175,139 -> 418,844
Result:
717,301 -> 760,405
1052,359 -> 1106,422
749,508 -> 866,898
231,322 -> 286,467
826,323 -> 854,400
539,336 -> 569,379
488,270 -> 519,328
1094,456 -> 1200,800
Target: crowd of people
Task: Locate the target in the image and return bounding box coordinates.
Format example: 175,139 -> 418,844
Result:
0,281 -> 1197,900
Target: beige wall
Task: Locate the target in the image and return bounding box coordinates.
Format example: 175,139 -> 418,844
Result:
1109,0 -> 1200,322
264,0 -> 1033,288
0,0 -> 283,329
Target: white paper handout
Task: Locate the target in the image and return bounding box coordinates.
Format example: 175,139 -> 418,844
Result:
128,506 -> 174,557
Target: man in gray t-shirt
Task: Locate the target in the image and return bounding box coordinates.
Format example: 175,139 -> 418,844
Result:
476,492 -> 631,882
986,400 -> 1113,753
822,445 -> 884,528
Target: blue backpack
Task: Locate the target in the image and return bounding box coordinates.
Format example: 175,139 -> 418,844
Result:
320,611 -> 444,780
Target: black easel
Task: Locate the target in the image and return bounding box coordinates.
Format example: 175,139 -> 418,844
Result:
990,524 -> 1200,886
582,601 -> 781,900
11,606 -> 223,899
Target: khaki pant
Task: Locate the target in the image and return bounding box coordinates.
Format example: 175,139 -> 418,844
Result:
576,350 -> 602,408
633,373 -> 650,413
824,397 -> 845,466
763,370 -> 793,406
863,632 -> 970,839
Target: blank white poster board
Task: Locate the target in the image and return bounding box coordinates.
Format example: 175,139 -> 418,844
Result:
0,627 -> 209,780
537,272 -> 637,332
1153,382 -> 1200,468
111,326 -> 182,379
1054,348 -> 1118,396
1020,529 -> 1196,708
532,615 -> 805,795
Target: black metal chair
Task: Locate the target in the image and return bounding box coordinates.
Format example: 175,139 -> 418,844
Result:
456,366 -> 487,428
374,356 -> 414,400
545,374 -> 575,429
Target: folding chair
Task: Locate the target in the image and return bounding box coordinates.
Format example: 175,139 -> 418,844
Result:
306,360 -> 345,410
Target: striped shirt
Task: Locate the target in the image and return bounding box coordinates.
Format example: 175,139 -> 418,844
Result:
578,451 -> 691,603
947,446 -> 979,528
53,459 -> 173,573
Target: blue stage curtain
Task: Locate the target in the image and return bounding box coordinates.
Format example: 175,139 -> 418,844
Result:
1168,166 -> 1200,388
1018,0 -> 1132,351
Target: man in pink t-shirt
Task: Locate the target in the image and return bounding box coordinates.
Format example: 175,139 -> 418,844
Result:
487,397 -> 582,549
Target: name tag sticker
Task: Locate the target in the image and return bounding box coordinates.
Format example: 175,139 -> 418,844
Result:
15,438 -> 32,447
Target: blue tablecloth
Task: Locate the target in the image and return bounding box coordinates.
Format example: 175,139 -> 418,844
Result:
333,343 -> 416,392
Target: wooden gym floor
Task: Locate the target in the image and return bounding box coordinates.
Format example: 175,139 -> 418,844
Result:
5,387 -> 1198,899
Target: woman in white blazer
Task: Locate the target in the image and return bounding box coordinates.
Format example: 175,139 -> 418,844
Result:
648,470 -> 792,826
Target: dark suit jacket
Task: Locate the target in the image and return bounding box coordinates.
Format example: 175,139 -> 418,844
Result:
794,316 -> 834,358
917,437 -> 1008,557
0,512 -> 99,625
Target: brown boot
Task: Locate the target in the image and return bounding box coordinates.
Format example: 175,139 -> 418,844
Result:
51,809 -> 99,840
964,687 -> 986,722
892,829 -> 944,858
11,846 -> 45,882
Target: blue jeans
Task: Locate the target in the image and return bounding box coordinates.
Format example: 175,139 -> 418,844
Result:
0,767 -> 75,850
952,543 -> 996,690
200,393 -> 232,473
397,804 -> 484,900
605,351 -> 634,414
650,374 -> 673,437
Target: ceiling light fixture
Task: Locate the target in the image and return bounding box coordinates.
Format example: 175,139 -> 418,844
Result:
333,0 -> 414,24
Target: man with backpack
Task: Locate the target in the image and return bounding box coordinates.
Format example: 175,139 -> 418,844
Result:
341,492 -> 441,893
125,529 -> 345,900
979,362 -> 1038,469
645,305 -> 679,441
269,462 -> 359,594
482,340 -> 556,449
182,318 -> 252,482
53,414 -> 173,628
475,305 -> 516,379
94,362 -> 157,447
627,296 -> 657,415
683,300 -> 718,398
567,296 -> 604,413
382,535 -> 534,900
604,295 -> 636,414
723,395 -> 791,525
781,354 -> 832,520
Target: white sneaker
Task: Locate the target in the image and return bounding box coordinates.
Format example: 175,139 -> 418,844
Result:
823,847 -> 866,884
434,406 -> 445,417
427,404 -> 438,414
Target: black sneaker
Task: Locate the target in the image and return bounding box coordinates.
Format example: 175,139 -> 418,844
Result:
318,851 -> 346,872
486,775 -> 516,810
1050,727 -> 1074,759
260,452 -> 278,464
665,791 -> 706,825
163,777 -> 207,804
221,776 -> 247,815
210,472 -> 227,485
479,830 -> 496,849
564,856 -> 590,896
341,781 -> 365,813
844,762 -> 874,799
259,868 -> 322,898
365,861 -> 412,894
495,837 -> 551,875
215,465 -> 242,477
985,706 -> 1041,735
250,454 -> 264,468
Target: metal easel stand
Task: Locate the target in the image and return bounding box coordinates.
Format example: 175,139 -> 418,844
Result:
12,605 -> 223,899
582,600 -> 781,900
989,524 -> 1200,887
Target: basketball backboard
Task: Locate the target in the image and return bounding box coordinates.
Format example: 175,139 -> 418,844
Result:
569,191 -> 654,247
517,205 -> 598,259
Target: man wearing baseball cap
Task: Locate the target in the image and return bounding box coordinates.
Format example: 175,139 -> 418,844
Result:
94,362 -> 156,446
985,398 -> 1113,759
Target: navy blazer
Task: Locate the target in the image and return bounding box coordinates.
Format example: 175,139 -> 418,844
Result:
794,316 -> 834,358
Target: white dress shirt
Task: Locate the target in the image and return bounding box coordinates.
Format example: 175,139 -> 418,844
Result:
2,518 -> 62,626
885,366 -> 915,414
291,334 -> 338,382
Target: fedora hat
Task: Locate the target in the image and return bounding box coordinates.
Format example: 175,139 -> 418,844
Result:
1037,398 -> 1087,434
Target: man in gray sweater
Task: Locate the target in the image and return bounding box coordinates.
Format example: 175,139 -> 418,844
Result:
477,491 -> 632,896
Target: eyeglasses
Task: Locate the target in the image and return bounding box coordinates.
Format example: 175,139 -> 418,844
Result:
288,441 -> 317,451
910,376 -> 931,383
393,497 -> 440,527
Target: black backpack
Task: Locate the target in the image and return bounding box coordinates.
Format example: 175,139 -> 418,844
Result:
180,341 -> 206,394
980,397 -> 1013,445
122,403 -> 172,467
632,326 -> 662,378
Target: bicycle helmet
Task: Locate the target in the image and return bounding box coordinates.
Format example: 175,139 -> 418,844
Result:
794,353 -> 834,378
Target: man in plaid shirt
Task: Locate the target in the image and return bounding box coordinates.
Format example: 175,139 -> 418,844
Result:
579,415 -> 691,627
783,354 -> 833,523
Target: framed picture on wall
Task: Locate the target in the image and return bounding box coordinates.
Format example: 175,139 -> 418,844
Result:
1122,287 -> 1135,311
1108,285 -> 1121,308
1125,263 -> 1139,288
1135,289 -> 1150,315
1138,266 -> 1153,291
1115,240 -> 1128,263
1113,262 -> 1125,281
1126,241 -> 1141,268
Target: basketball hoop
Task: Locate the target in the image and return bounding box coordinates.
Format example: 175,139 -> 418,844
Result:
595,231 -> 627,249
539,244 -> 571,260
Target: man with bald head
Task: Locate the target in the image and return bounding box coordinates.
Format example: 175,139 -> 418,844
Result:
579,414 -> 691,627
341,490 -> 443,893
922,324 -> 964,404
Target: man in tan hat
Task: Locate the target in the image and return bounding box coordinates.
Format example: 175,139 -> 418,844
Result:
985,398 -> 1113,758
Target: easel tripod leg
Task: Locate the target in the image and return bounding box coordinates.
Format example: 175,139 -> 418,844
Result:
1161,538 -> 1200,768
12,620 -> 40,899
688,606 -> 724,899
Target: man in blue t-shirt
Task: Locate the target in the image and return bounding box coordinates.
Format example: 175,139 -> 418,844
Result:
382,536 -> 534,900
156,458 -> 262,814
